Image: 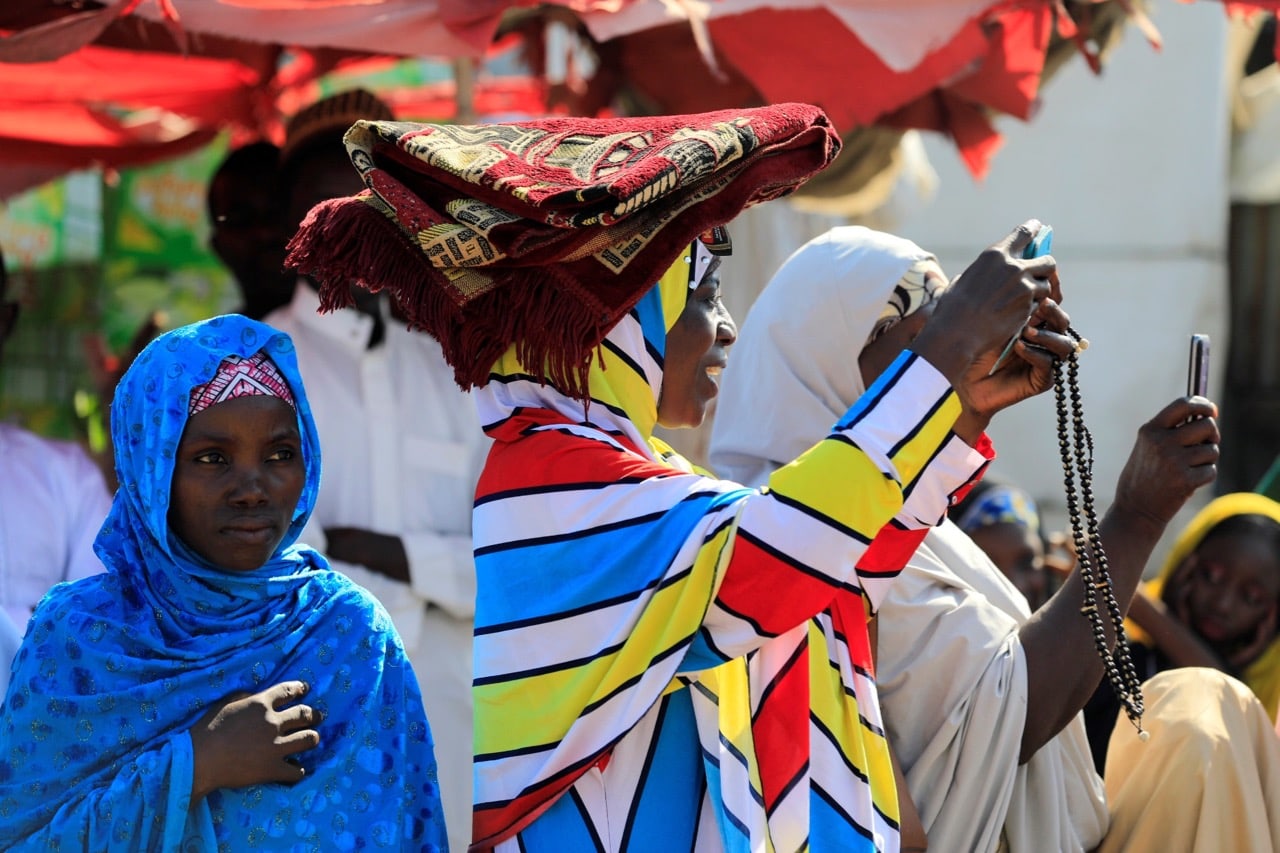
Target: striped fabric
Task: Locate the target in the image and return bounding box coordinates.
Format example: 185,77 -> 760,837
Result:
470,251 -> 986,852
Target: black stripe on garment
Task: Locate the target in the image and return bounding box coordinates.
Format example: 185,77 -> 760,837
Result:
898,424 -> 952,505
474,564 -> 692,636
580,631 -> 698,716
762,490 -> 875,547
886,382 -> 951,461
473,508 -> 671,557
473,476 -> 656,508
474,485 -> 731,556
765,759 -> 811,819
821,655 -> 886,739
618,694 -> 672,852
601,337 -> 654,386
473,638 -> 628,687
824,620 -> 874,681
569,786 -> 608,853
812,781 -> 879,842
484,371 -> 632,422
835,351 -> 916,432
750,638 -> 809,724
717,732 -> 767,809
735,525 -> 855,587
809,712 -> 868,784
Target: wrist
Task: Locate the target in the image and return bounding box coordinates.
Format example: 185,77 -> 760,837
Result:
910,327 -> 977,389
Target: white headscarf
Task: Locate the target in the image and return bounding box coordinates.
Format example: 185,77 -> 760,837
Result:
709,225 -> 942,486
708,225 -> 1108,853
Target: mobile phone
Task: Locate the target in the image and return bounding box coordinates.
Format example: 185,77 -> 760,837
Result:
1187,334 -> 1210,398
990,224 -> 1054,375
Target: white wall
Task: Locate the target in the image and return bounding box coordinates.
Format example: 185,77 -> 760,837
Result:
891,0 -> 1232,564
676,1 -> 1235,570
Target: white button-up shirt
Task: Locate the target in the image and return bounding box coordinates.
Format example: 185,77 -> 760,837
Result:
0,424 -> 109,632
265,284 -> 487,850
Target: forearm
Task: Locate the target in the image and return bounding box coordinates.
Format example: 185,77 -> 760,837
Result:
403,531 -> 476,619
1127,592 -> 1225,670
1017,502 -> 1165,762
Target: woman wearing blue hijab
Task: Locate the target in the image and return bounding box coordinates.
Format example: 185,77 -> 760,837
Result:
0,315 -> 447,851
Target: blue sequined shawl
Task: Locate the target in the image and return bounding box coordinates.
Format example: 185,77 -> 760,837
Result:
0,315 -> 446,851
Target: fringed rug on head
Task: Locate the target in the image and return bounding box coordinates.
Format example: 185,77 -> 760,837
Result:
285,104 -> 840,399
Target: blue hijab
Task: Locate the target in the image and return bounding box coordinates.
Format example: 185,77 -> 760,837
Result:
0,315 -> 446,851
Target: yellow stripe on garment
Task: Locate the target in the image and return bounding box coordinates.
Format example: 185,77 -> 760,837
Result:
768,440 -> 907,540
887,392 -> 962,490
588,347 -> 653,416
767,391 -> 961,536
807,623 -> 899,825
702,656 -> 775,853
474,524 -> 732,755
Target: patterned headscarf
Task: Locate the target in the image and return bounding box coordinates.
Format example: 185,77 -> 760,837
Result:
188,349 -> 296,416
954,482 -> 1042,537
0,314 -> 446,851
867,256 -> 948,345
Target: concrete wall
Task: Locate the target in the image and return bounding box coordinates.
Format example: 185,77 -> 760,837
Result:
671,1 -> 1234,570
892,0 -> 1232,562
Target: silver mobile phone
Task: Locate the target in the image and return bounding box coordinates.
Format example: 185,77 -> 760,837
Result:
1187,334 -> 1210,398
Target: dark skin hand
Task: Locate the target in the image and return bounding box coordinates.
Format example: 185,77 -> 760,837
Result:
323,527 -> 410,583
910,221 -> 1075,444
189,680 -> 322,802
1016,396 -> 1220,763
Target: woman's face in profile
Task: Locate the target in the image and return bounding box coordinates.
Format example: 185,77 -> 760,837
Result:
658,258 -> 737,429
168,395 -> 305,572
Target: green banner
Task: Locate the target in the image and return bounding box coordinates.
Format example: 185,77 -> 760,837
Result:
0,171 -> 100,271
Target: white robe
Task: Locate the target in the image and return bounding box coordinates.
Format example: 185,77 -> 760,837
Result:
876,522 -> 1107,852
266,286 -> 488,851
0,424 -> 109,630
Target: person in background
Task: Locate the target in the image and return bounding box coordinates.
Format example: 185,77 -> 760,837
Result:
0,243 -> 109,631
952,478 -> 1052,609
0,315 -> 446,850
266,88 -> 487,850
207,140 -> 296,321
710,225 -> 1280,853
1086,491 -> 1280,768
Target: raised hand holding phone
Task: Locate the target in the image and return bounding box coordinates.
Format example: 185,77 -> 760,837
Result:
988,224 -> 1054,375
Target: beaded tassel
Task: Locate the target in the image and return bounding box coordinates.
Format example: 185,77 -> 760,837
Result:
1053,328 -> 1147,738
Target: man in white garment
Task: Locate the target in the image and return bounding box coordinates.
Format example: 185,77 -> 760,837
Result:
0,245 -> 110,635
266,90 -> 487,851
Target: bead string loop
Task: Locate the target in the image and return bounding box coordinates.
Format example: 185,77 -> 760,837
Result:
1053,328 -> 1146,738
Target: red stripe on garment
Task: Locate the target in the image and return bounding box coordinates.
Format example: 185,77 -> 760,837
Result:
753,642 -> 811,816
476,411 -> 665,500
715,534 -> 843,637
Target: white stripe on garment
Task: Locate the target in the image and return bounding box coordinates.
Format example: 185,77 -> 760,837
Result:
473,467 -> 741,550
836,355 -> 953,476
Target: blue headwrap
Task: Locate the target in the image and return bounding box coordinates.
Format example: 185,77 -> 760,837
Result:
0,315 -> 446,851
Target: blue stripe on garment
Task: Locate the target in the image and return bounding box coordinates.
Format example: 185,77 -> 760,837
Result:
517,786 -> 607,852
475,490 -> 746,629
619,692 -> 703,853
633,284 -> 667,364
811,783 -> 878,852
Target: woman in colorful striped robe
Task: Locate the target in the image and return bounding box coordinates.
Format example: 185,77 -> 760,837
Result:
468,223 -> 1073,852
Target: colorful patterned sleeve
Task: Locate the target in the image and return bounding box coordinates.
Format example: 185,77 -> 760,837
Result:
696,351 -> 988,661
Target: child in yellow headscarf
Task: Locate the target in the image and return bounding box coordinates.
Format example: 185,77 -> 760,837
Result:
1085,493 -> 1280,769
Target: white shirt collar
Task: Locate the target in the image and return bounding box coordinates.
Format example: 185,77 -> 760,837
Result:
290,279 -> 380,354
